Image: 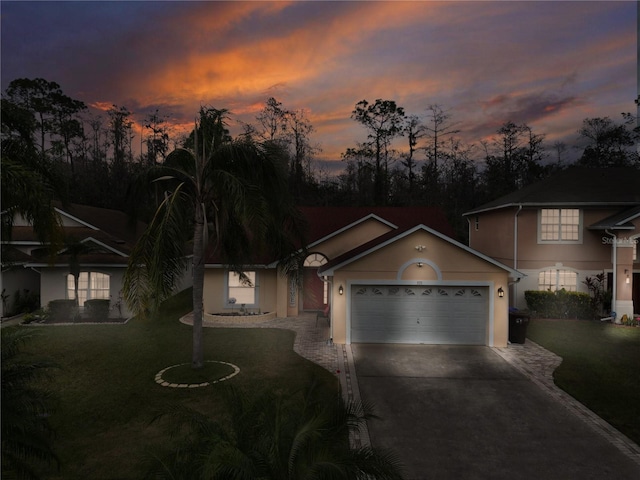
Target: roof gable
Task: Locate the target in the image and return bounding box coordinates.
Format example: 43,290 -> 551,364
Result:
318,224 -> 523,278
306,213 -> 395,250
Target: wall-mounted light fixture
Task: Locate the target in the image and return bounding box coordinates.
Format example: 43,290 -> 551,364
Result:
625,269 -> 630,284
417,262 -> 423,268
415,245 -> 426,252
338,285 -> 344,295
498,287 -> 505,298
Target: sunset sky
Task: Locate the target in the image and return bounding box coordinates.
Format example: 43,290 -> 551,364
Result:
1,1 -> 637,169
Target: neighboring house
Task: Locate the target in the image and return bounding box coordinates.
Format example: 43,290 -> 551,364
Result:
464,167 -> 640,321
1,203 -> 193,318
203,207 -> 523,347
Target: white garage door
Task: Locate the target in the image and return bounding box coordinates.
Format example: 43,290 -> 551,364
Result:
351,285 -> 488,345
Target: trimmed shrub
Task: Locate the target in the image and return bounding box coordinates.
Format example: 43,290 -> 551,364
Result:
524,290 -> 593,319
84,299 -> 110,321
48,299 -> 77,322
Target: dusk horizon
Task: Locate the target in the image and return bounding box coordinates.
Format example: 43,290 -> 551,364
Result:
1,1 -> 637,169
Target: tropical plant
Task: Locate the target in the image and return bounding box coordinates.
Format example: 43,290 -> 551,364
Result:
144,382 -> 405,480
1,327 -> 60,479
123,107 -> 307,368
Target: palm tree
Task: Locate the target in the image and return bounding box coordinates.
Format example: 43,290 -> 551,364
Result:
123,107 -> 306,368
1,327 -> 60,479
144,382 -> 405,480
1,98 -> 64,256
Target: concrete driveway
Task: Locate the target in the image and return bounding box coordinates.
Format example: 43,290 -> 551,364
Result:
352,344 -> 640,480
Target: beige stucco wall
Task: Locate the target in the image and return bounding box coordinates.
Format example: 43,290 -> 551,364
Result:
203,268 -> 279,315
202,217 -> 397,318
472,208 -> 640,312
310,217 -> 394,259
328,230 -> 511,347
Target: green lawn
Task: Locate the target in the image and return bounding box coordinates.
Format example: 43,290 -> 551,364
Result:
20,289 -> 338,479
526,318 -> 640,445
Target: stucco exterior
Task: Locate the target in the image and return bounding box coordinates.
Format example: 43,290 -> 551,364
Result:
465,167 -> 640,320
202,211 -> 519,347
321,228 -> 516,347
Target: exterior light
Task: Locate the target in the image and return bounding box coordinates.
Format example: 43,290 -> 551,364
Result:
417,262 -> 423,268
625,270 -> 630,284
415,245 -> 426,252
338,285 -> 344,295
498,287 -> 505,298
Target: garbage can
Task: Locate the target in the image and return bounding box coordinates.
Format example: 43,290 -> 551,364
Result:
508,312 -> 530,344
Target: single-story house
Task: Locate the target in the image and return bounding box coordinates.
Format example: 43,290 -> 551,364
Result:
203,207 -> 523,347
1,203 -> 192,318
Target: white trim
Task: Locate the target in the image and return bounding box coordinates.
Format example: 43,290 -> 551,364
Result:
537,208 -> 583,244
224,270 -> 259,308
396,258 -> 442,281
345,279 -> 496,346
58,237 -> 128,257
54,207 -> 100,230
306,214 -> 397,250
321,224 -> 524,279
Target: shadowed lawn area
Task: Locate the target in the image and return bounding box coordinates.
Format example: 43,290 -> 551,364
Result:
21,289 -> 338,479
526,319 -> 640,445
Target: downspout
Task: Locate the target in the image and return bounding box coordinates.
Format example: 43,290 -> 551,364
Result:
513,205 -> 523,308
605,229 -> 617,319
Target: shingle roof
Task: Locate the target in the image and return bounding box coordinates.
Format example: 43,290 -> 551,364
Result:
589,204 -> 640,230
464,167 -> 640,215
299,206 -> 456,244
204,206 -> 456,266
6,203 -> 147,268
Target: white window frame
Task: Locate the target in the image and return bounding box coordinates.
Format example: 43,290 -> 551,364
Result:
226,271 -> 258,308
67,271 -> 110,306
538,208 -> 582,244
538,268 -> 578,292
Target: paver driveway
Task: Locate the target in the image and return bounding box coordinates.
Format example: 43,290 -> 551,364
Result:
352,344 -> 640,480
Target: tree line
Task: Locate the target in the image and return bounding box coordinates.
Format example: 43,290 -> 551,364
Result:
2,77 -> 638,239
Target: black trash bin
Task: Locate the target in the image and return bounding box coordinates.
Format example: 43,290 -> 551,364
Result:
508,312 -> 530,344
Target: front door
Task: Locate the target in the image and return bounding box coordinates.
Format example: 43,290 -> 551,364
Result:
303,268 -> 325,311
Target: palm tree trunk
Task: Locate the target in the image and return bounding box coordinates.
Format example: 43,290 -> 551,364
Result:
191,204 -> 205,369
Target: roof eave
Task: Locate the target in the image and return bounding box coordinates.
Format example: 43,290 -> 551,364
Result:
319,224 -> 525,279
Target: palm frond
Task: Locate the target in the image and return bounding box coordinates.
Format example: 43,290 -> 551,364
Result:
123,184 -> 191,319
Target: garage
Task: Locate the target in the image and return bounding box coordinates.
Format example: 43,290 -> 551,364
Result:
350,284 -> 488,344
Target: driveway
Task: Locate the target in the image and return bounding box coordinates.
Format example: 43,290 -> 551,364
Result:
352,344 -> 640,480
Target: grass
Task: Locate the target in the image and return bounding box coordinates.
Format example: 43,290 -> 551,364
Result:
18,288 -> 338,480
526,318 -> 640,445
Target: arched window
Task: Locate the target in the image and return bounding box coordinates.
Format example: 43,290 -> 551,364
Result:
304,253 -> 328,267
67,272 -> 110,306
538,268 -> 577,292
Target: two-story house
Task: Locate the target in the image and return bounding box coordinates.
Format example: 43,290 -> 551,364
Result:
464,167 -> 640,321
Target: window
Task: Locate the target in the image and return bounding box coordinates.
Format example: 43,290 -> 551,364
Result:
227,271 -> 257,306
540,208 -> 580,242
67,272 -> 110,306
538,269 -> 577,292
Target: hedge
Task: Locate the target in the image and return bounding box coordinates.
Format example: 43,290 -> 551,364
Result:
524,289 -> 593,320
84,299 -> 110,321
48,299 -> 78,322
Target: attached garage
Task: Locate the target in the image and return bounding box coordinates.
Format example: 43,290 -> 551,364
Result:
318,224 -> 524,347
350,284 -> 488,344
